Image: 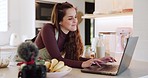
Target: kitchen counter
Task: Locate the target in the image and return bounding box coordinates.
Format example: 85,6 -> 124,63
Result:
66,60 -> 148,78
0,60 -> 148,78
0,45 -> 17,59
0,45 -> 17,51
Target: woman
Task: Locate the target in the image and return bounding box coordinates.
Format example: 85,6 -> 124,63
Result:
35,2 -> 116,68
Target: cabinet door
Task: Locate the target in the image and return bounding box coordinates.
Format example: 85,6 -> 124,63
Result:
94,0 -> 133,14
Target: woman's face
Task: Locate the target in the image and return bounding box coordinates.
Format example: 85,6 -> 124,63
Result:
60,8 -> 78,34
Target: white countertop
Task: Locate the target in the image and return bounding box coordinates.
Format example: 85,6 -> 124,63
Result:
0,60 -> 148,78
0,45 -> 17,51
65,60 -> 148,78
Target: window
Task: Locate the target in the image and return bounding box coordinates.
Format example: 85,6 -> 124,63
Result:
0,0 -> 8,32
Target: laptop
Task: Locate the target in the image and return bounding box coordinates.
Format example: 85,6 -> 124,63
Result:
81,37 -> 139,76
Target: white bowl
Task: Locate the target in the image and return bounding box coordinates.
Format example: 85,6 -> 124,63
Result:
46,68 -> 72,78
0,58 -> 10,68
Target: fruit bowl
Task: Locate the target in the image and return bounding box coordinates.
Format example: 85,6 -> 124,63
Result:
46,67 -> 72,78
0,58 -> 10,68
43,58 -> 72,78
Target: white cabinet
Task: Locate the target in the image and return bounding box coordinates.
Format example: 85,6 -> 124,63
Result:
94,0 -> 133,14
82,0 -> 133,19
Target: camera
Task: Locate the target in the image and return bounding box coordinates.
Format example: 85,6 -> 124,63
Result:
18,64 -> 46,78
17,42 -> 46,78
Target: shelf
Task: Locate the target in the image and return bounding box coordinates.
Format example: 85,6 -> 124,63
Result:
35,20 -> 52,28
36,0 -> 66,3
35,20 -> 52,23
82,12 -> 133,19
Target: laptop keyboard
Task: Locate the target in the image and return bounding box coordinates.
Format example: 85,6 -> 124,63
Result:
81,64 -> 119,75
99,65 -> 119,72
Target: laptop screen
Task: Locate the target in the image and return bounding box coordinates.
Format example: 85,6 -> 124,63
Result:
117,37 -> 138,74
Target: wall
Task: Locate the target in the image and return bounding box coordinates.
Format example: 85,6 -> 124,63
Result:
0,0 -> 35,45
95,15 -> 133,37
18,0 -> 35,40
94,0 -> 148,62
133,0 -> 148,62
0,0 -> 20,45
94,15 -> 133,54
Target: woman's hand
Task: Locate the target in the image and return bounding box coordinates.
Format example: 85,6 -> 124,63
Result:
81,59 -> 104,68
81,56 -> 116,68
99,56 -> 116,63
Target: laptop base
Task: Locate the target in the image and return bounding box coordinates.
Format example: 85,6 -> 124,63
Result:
81,65 -> 118,76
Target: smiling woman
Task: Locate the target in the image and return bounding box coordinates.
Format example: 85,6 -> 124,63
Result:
34,2 -> 116,69
0,0 -> 8,32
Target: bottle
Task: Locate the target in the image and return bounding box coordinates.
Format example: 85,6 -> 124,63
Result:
84,45 -> 91,58
95,34 -> 106,58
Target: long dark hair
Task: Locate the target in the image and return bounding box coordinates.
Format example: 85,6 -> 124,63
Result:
51,2 -> 84,60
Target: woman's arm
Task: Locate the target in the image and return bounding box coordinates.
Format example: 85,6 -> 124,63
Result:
79,57 -> 90,61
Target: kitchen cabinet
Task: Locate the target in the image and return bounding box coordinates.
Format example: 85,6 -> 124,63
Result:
94,0 -> 133,14
82,0 -> 133,19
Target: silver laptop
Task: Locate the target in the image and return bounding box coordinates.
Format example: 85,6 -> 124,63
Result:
81,37 -> 139,76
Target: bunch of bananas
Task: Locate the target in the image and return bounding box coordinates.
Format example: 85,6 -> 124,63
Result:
44,58 -> 71,72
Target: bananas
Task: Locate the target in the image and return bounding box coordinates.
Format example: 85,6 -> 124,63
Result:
44,61 -> 51,69
44,58 -> 71,72
49,59 -> 58,71
52,61 -> 64,72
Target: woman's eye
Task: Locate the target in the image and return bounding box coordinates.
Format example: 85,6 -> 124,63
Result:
68,17 -> 77,20
68,18 -> 73,20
